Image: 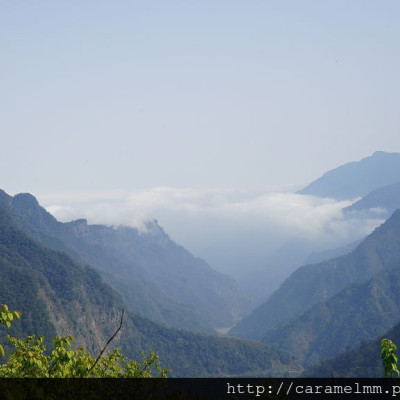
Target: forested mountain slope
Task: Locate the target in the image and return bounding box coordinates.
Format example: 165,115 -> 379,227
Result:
0,205 -> 292,376
303,321 -> 400,377
262,263 -> 400,366
230,210 -> 400,340
0,189 -> 245,333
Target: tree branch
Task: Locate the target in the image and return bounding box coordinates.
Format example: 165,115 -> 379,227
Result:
87,309 -> 124,374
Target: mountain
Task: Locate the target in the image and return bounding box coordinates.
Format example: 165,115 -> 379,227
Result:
237,237 -> 324,305
344,180 -> 400,218
0,190 -> 245,333
298,151 -> 400,200
304,239 -> 362,265
0,207 -> 121,354
303,322 -> 400,377
229,209 -> 400,340
0,201 -> 293,377
261,263 -> 400,366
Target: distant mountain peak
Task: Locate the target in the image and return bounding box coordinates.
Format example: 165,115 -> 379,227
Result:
298,151 -> 400,200
12,192 -> 40,208
69,218 -> 88,226
0,189 -> 11,207
66,218 -> 89,234
373,150 -> 396,156
144,219 -> 167,236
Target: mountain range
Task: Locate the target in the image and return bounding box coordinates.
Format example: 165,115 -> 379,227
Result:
262,260 -> 400,365
230,210 -> 400,340
0,190 -> 293,377
234,151 -> 400,304
344,180 -> 400,218
298,151 -> 400,200
229,151 -> 400,373
3,150 -> 400,376
303,321 -> 400,377
0,189 -> 246,334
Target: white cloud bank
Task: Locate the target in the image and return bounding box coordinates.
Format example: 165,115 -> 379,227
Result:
38,186 -> 387,301
39,187 -> 384,275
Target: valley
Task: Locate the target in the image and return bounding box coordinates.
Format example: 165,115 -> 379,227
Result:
2,0 -> 399,381
2,151 -> 400,376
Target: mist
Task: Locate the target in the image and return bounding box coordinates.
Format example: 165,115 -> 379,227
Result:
39,187 -> 384,301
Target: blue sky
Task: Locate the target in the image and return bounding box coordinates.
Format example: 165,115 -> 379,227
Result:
1,1 -> 400,194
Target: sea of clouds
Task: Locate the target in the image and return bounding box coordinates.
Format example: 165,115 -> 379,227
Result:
39,186 -> 384,293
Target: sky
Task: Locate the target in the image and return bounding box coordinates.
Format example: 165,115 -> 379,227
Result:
1,1 -> 399,286
1,0 -> 400,194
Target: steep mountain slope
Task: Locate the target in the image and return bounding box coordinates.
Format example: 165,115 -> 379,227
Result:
304,239 -> 361,265
303,322 -> 400,377
0,189 -> 245,333
298,151 -> 400,200
230,210 -> 400,340
0,205 -> 292,376
344,180 -> 400,217
262,264 -> 400,366
0,207 -> 129,354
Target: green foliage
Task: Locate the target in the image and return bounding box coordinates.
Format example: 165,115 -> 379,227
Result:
0,304 -> 168,378
0,304 -> 21,329
0,304 -> 21,356
381,338 -> 399,377
0,204 -> 291,377
0,334 -> 168,378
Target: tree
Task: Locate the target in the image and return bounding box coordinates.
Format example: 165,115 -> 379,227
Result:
381,338 -> 399,377
0,304 -> 169,378
0,304 -> 21,356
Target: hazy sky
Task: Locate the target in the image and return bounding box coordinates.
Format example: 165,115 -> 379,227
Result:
2,1 -> 400,195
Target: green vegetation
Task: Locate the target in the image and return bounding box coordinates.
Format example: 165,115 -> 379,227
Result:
0,205 -> 292,376
9,192 -> 245,334
381,338 -> 399,378
303,339 -> 383,377
0,304 -> 21,356
0,304 -> 168,378
302,322 -> 400,377
0,335 -> 168,378
262,263 -> 400,367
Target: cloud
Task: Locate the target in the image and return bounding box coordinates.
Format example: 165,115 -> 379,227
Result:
38,186 -> 387,301
39,187 -> 383,262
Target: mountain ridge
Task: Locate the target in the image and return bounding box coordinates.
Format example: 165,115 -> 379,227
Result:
262,262 -> 400,366
1,190 -> 246,333
0,199 -> 293,377
303,321 -> 400,377
344,180 -> 400,217
230,209 -> 400,340
298,151 -> 400,200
